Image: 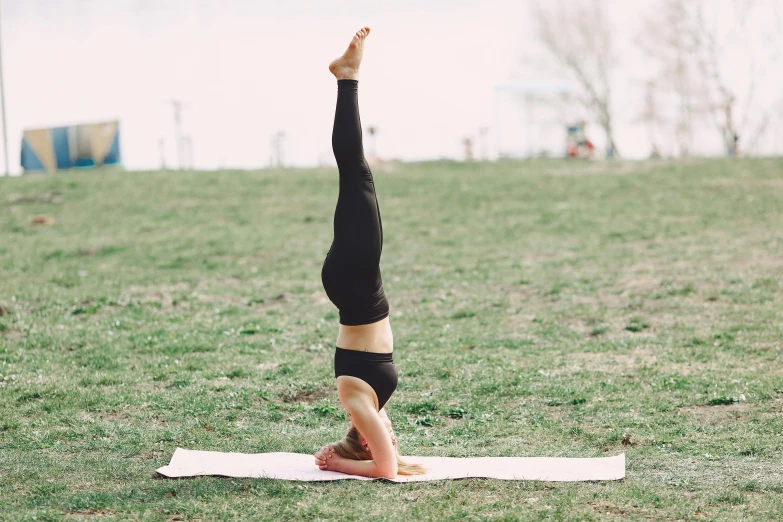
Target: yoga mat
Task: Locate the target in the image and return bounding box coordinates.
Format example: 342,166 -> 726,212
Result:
157,448 -> 625,482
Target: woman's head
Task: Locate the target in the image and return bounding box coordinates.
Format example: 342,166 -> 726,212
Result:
331,425 -> 426,476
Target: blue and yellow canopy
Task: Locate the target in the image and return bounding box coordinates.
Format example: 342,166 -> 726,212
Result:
21,121 -> 121,172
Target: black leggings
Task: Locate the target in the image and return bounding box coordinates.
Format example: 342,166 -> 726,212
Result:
321,80 -> 390,326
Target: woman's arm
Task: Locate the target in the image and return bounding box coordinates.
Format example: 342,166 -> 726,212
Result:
378,408 -> 397,448
350,400 -> 397,477
329,399 -> 397,478
325,452 -> 394,479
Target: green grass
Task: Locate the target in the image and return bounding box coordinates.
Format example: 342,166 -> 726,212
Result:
1,158 -> 782,521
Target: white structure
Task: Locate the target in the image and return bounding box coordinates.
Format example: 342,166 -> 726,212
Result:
493,80 -> 576,159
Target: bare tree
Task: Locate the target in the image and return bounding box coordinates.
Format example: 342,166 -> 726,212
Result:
640,0 -> 782,156
637,80 -> 667,157
532,0 -> 619,158
638,0 -> 699,157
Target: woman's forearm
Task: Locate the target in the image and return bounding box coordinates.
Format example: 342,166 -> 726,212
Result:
335,458 -> 396,479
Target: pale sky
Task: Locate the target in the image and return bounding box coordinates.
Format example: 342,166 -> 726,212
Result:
2,0 -> 781,174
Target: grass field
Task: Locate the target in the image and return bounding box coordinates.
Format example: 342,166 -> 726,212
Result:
1,158 -> 782,521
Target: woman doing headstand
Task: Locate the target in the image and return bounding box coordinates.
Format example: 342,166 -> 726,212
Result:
313,27 -> 424,478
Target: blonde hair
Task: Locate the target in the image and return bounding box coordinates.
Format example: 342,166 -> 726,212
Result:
331,426 -> 426,476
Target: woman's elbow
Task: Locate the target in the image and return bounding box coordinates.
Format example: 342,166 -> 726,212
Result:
376,461 -> 398,480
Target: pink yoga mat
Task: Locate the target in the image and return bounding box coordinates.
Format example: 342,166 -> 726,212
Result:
157,448 -> 625,482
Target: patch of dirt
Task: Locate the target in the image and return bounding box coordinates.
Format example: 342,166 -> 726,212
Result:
75,247 -> 114,257
191,292 -> 246,306
1,330 -> 26,340
0,304 -> 12,316
568,349 -> 658,370
620,434 -> 637,446
281,386 -> 334,403
130,380 -> 165,393
500,313 -> 536,334
130,450 -> 164,461
258,362 -> 280,370
7,191 -> 63,205
97,407 -> 168,427
615,259 -> 663,292
570,347 -> 705,376
76,411 -> 94,422
102,412 -> 133,424
730,254 -> 783,272
541,405 -> 567,421
124,283 -> 192,309
569,293 -> 627,308
679,402 -> 752,425
589,502 -> 629,517
66,509 -> 114,520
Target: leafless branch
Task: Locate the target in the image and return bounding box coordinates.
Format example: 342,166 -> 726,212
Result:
531,0 -> 619,157
638,0 -> 781,156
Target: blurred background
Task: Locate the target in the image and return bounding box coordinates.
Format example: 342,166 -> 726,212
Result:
2,0 -> 782,175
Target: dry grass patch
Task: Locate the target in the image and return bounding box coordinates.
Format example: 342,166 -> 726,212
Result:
130,450 -> 164,461
679,402 -> 753,426
281,386 -> 334,404
567,349 -> 659,371
66,509 -> 115,520
123,283 -> 192,309
1,329 -> 26,340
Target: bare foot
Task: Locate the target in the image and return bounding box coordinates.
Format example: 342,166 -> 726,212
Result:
329,27 -> 371,80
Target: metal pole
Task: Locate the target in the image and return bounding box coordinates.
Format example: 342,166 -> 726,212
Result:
171,100 -> 183,169
0,0 -> 10,176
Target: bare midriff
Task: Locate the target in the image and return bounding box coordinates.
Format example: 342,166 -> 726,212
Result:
336,316 -> 394,353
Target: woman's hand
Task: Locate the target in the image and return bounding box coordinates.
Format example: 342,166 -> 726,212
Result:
314,444 -> 347,472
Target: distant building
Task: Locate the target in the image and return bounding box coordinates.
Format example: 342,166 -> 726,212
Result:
21,121 -> 121,172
